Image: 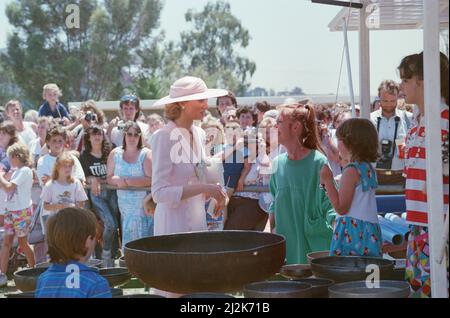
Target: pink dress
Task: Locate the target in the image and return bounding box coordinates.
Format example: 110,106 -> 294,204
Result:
151,121 -> 208,236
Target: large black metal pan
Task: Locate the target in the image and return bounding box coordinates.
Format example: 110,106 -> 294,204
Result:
124,231 -> 286,294
98,268 -> 132,287
13,267 -> 47,292
329,280 -> 411,298
311,256 -> 395,283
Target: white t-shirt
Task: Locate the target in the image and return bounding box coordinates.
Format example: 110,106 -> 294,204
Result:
36,153 -> 86,187
40,179 -> 88,216
111,121 -> 148,147
5,166 -> 33,211
18,122 -> 37,149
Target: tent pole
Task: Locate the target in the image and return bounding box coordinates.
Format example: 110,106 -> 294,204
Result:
359,0 -> 371,119
342,17 -> 356,117
423,0 -> 448,298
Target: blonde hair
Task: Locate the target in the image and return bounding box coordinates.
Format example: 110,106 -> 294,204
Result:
52,152 -> 75,183
43,83 -> 62,99
37,116 -> 53,126
5,100 -> 22,114
6,142 -> 33,167
259,117 -> 276,129
147,113 -> 165,124
202,117 -> 225,145
164,103 -> 183,121
24,109 -> 39,123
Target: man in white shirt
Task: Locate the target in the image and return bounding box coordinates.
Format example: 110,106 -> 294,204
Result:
5,100 -> 37,149
370,80 -> 413,172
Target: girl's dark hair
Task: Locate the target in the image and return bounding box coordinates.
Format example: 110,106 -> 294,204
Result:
122,121 -> 143,151
236,105 -> 257,127
81,100 -> 105,125
216,91 -> 237,107
0,120 -> 19,148
83,125 -> 112,162
280,103 -> 324,154
336,118 -> 379,163
398,51 -> 449,105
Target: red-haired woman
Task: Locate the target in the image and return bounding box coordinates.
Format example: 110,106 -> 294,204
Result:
269,103 -> 336,264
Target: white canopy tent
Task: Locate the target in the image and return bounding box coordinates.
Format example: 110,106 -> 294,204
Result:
322,0 -> 449,298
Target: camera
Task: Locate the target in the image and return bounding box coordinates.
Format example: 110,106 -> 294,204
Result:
376,139 -> 394,170
117,121 -> 126,130
84,111 -> 97,122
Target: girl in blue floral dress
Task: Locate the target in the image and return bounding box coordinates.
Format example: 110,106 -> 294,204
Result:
320,118 -> 382,257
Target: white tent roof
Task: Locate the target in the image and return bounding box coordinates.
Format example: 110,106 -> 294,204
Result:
328,0 -> 449,31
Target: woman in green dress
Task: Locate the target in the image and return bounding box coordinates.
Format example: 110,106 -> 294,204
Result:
269,103 -> 336,264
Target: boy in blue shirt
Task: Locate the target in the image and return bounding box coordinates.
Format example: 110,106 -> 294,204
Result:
38,84 -> 70,125
35,207 -> 112,298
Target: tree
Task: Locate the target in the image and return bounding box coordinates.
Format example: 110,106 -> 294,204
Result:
0,61 -> 20,105
290,86 -> 305,96
245,87 -> 268,97
179,1 -> 256,96
1,0 -> 163,106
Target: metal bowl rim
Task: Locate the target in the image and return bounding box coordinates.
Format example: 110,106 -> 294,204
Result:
124,230 -> 286,256
311,256 -> 394,270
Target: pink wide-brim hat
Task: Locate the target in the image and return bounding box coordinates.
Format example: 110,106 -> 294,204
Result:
152,76 -> 228,107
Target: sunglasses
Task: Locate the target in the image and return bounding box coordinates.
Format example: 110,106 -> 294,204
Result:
126,132 -> 141,138
120,94 -> 138,104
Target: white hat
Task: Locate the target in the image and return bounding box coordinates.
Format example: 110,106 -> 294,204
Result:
152,76 -> 228,107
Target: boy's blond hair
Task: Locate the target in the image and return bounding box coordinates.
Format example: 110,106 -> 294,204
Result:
43,83 -> 62,100
6,142 -> 33,167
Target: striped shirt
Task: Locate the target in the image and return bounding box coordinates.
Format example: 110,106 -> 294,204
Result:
35,261 -> 112,298
404,102 -> 449,226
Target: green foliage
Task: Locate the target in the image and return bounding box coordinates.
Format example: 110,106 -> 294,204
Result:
1,0 -> 163,106
2,0 -> 257,104
179,1 -> 256,96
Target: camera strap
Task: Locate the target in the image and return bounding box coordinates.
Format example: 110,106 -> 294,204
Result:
391,116 -> 401,158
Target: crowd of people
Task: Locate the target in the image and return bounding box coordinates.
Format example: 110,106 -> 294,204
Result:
0,51 -> 448,298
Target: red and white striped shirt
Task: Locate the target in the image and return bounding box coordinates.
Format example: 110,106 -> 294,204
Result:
404,102 -> 449,226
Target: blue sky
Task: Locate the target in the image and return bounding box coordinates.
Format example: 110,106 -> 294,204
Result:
0,0 -> 424,96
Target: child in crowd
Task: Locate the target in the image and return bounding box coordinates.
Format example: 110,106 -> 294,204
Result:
37,152 -> 88,263
41,152 -> 88,220
0,121 -> 18,227
144,114 -> 165,149
35,207 -> 112,298
38,83 -> 70,125
320,118 -> 382,257
216,121 -> 251,196
36,126 -> 85,188
0,143 -> 35,287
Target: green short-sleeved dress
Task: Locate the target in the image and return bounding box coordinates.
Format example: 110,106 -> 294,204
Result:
269,150 -> 336,264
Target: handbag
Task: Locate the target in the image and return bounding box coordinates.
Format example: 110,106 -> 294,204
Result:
28,201 -> 45,245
